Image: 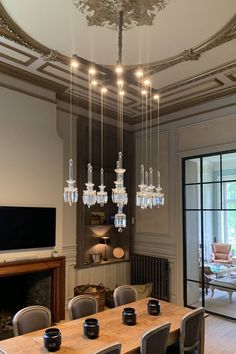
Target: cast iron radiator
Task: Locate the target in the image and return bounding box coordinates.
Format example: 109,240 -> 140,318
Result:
131,254 -> 169,301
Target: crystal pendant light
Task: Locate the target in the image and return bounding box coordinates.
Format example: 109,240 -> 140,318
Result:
64,159 -> 78,206
82,163 -> 97,207
64,60 -> 79,206
153,94 -> 165,207
83,69 -> 97,207
136,80 -> 155,209
112,152 -> 128,232
112,13 -> 128,232
97,88 -> 108,207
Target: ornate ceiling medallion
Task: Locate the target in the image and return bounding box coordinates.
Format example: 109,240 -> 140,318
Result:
73,0 -> 169,29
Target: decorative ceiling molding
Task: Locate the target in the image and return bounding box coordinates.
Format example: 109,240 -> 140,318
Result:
0,3 -> 236,129
1,3 -> 236,79
127,14 -> 236,76
73,0 -> 169,29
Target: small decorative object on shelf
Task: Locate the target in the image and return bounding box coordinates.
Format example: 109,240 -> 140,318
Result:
99,236 -> 111,261
90,211 -> 106,225
113,247 -> 125,259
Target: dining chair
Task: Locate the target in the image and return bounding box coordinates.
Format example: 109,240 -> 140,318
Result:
167,307 -> 205,354
12,305 -> 51,336
113,285 -> 137,307
68,294 -> 98,320
91,343 -> 121,354
179,307 -> 205,354
140,322 -> 170,354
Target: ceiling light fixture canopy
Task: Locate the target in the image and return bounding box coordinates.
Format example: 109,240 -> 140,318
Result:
73,0 -> 169,29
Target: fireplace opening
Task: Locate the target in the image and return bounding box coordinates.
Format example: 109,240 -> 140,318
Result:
0,270 -> 51,340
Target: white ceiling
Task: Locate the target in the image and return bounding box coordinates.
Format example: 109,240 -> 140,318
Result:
2,0 -> 236,87
0,0 -> 236,126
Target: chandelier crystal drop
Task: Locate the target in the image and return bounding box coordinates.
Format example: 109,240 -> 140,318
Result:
64,159 -> 78,206
83,163 -> 97,207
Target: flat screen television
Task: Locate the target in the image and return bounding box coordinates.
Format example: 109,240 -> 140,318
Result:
0,206 -> 56,251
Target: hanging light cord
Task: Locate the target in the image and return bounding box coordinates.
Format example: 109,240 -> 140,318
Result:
157,96 -> 160,172
145,91 -> 148,172
88,73 -> 92,164
101,91 -> 104,169
149,84 -> 152,170
69,65 -> 73,161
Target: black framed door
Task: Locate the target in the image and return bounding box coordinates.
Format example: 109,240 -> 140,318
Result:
183,151 -> 236,319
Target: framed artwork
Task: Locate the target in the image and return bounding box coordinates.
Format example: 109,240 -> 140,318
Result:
90,211 -> 106,225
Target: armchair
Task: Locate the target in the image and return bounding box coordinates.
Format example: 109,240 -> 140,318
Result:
211,243 -> 232,265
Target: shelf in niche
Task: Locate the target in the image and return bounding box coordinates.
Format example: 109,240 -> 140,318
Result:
85,224 -> 114,228
79,257 -> 129,269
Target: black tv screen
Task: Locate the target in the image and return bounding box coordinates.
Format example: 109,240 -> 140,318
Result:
0,206 -> 56,251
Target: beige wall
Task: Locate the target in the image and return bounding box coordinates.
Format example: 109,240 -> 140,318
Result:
134,96 -> 236,304
0,84 -> 63,261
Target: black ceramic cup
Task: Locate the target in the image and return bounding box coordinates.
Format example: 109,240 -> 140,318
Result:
43,328 -> 61,352
122,307 -> 136,326
147,299 -> 160,315
83,318 -> 99,339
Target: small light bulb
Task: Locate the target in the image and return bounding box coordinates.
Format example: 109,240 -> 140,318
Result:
70,60 -> 79,68
117,80 -> 124,86
91,80 -> 97,86
135,70 -> 143,78
144,79 -> 151,86
141,90 -> 147,95
89,67 -> 96,75
115,66 -> 123,74
154,94 -> 159,100
119,90 -> 125,96
101,87 -> 107,93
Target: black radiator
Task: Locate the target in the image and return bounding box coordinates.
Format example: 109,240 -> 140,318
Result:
131,254 -> 169,301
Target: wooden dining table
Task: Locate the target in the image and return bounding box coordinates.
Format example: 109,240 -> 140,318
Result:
0,298 -> 205,353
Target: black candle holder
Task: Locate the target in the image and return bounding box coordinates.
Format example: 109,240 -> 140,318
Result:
122,307 -> 136,325
43,328 -> 61,352
147,299 -> 160,315
83,318 -> 100,339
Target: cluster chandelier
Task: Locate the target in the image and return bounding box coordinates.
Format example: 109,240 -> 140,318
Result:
64,1 -> 166,226
136,89 -> 164,209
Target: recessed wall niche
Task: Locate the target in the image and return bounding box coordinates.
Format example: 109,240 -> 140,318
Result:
76,118 -> 134,268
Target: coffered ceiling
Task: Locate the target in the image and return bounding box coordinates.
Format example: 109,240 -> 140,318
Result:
0,0 -> 236,128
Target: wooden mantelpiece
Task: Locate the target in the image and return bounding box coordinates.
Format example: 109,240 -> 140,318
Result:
0,256 -> 65,323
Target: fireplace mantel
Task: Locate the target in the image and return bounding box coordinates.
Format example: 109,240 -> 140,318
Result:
0,256 -> 65,322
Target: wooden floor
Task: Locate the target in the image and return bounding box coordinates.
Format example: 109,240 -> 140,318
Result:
205,315 -> 236,354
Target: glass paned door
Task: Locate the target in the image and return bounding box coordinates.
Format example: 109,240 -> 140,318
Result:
183,151 -> 236,319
